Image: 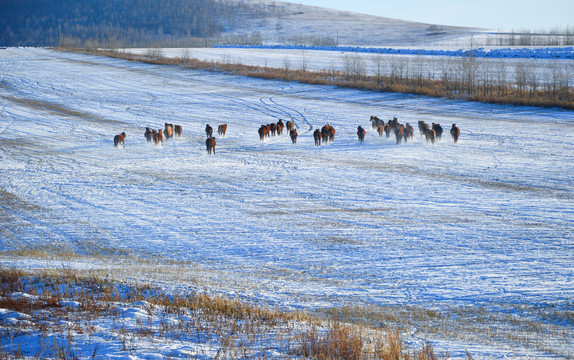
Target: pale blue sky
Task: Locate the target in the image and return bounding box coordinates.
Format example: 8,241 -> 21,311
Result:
292,0 -> 572,30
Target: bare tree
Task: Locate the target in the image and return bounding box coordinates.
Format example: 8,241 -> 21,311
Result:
460,53 -> 478,95
342,54 -> 365,83
527,61 -> 538,96
299,50 -> 308,73
440,57 -> 454,91
283,57 -> 291,79
414,55 -> 425,87
480,59 -> 492,96
372,54 -> 384,85
179,48 -> 191,65
515,63 -> 528,95
495,61 -> 508,96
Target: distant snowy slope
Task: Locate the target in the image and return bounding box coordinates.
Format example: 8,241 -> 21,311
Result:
223,0 -> 480,46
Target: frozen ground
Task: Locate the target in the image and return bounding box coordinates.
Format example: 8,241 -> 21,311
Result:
0,47 -> 573,358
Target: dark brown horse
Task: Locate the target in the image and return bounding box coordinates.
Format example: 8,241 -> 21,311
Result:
432,123 -> 443,141
313,129 -> 321,146
174,125 -> 182,137
450,124 -> 460,143
258,125 -> 270,141
357,126 -> 366,143
114,132 -> 126,147
269,123 -> 277,136
289,129 -> 298,144
205,124 -> 213,138
144,127 -> 153,143
218,124 -> 227,137
206,137 -> 216,154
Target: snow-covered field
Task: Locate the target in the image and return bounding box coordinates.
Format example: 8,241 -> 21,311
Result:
1,47 -> 573,358
124,46 -> 574,87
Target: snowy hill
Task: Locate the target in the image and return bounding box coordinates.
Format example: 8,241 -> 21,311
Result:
220,0 -> 481,46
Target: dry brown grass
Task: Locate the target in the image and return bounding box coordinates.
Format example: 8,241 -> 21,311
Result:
0,267 -> 445,359
299,322 -> 364,360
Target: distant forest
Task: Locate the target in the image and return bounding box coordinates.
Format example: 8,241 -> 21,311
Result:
0,0 -> 252,47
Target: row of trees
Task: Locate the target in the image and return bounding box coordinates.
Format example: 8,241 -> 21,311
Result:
486,27 -> 574,47
338,53 -> 572,106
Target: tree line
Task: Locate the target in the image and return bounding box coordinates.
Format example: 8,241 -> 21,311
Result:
0,0 -> 256,47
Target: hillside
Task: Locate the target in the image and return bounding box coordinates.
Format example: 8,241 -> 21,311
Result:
221,0 -> 478,46
0,0 -> 243,47
0,0 -> 478,47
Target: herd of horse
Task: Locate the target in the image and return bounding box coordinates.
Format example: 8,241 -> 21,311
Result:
258,119 -> 302,144
113,117 -> 460,153
141,123 -> 184,146
204,124 -> 227,154
369,115 -> 460,145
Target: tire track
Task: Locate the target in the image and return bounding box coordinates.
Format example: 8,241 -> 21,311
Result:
265,87 -> 313,134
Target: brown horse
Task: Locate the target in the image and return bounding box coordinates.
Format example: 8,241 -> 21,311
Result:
418,121 -> 429,136
384,123 -> 392,138
286,121 -> 295,133
276,119 -> 284,135
370,115 -> 384,130
289,129 -> 298,144
321,125 -> 330,143
206,137 -> 216,154
258,125 -> 270,141
164,123 -> 174,139
144,127 -> 153,143
269,123 -> 277,136
153,129 -> 163,145
424,128 -> 436,145
218,124 -> 227,137
313,129 -> 321,146
114,132 -> 126,147
328,125 -> 335,142
404,123 -> 414,142
174,125 -> 182,137
450,124 -> 460,143
377,125 -> 384,137
357,126 -> 366,143
394,125 -> 404,145
321,124 -> 335,143
205,124 -> 213,138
